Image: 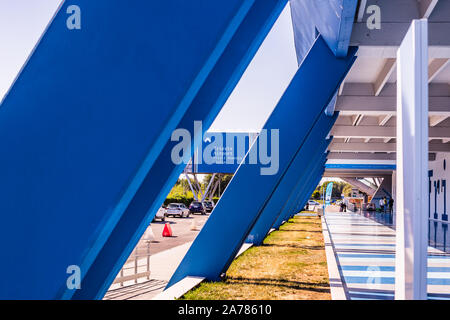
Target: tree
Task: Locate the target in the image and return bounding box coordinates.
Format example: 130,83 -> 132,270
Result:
202,174 -> 233,198
311,181 -> 352,200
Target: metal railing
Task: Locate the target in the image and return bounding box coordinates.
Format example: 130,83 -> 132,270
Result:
113,240 -> 151,287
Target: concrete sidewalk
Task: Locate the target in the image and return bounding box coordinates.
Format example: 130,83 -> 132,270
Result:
104,240 -> 253,300
104,241 -> 193,300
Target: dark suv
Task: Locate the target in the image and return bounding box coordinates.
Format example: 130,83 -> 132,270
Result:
202,200 -> 215,213
189,201 -> 206,215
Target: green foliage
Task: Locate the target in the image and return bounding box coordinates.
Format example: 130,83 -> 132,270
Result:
202,174 -> 233,197
163,179 -> 220,207
310,180 -> 353,200
311,190 -> 321,200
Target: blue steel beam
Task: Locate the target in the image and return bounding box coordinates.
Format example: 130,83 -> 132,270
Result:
256,155 -> 326,236
246,127 -> 335,245
292,158 -> 327,214
272,156 -> 326,229
286,169 -> 324,221
71,0 -> 287,300
167,36 -> 357,288
295,164 -> 327,214
290,0 -> 358,62
278,153 -> 328,223
280,154 -> 328,224
289,157 -> 327,217
0,0 -> 258,299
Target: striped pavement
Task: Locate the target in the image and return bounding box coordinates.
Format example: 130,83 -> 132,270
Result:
324,211 -> 450,300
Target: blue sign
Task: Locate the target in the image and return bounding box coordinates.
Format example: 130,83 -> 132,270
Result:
325,182 -> 333,205
193,132 -> 258,173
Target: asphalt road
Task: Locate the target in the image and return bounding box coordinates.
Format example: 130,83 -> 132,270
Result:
141,212 -> 210,255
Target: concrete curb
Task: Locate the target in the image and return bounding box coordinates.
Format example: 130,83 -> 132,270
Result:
321,215 -> 348,300
153,243 -> 253,300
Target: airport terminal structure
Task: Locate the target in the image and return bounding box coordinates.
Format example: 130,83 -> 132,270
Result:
0,0 -> 450,300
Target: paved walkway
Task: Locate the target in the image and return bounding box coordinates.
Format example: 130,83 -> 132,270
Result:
324,210 -> 450,300
104,240 -> 253,300
104,241 -> 192,300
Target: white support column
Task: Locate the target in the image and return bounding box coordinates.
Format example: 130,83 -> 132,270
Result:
395,19 -> 429,300
201,173 -> 216,202
185,173 -> 199,201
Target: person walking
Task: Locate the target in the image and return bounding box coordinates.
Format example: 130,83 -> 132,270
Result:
383,197 -> 388,213
379,198 -> 384,212
388,197 -> 394,214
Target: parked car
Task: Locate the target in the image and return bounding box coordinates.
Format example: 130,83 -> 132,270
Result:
153,206 -> 166,222
189,201 -> 206,215
202,200 -> 215,213
166,203 -> 190,218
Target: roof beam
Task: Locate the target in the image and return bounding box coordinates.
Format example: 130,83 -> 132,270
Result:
331,125 -> 450,139
351,114 -> 364,126
335,95 -> 450,116
338,81 -> 346,96
329,142 -> 450,153
378,115 -> 393,126
357,0 -> 368,22
429,115 -> 449,126
374,58 -> 397,96
327,152 -> 437,161
328,152 -> 396,160
323,171 -> 393,178
419,0 -> 439,18
351,22 -> 450,47
428,58 -> 450,83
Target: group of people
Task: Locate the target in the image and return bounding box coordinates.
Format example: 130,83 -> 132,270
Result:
379,196 -> 394,214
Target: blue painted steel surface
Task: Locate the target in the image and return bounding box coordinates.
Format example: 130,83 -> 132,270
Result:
167,37 -> 357,288
246,117 -> 335,245
273,157 -> 326,228
296,164 -> 327,213
194,132 -> 256,174
0,0 -> 264,299
287,156 -> 327,218
69,0 -> 287,300
290,0 -> 358,62
291,170 -> 324,217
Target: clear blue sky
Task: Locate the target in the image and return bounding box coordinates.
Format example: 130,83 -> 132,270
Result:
0,1 -> 298,132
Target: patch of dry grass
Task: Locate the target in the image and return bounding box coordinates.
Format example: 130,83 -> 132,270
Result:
181,215 -> 330,300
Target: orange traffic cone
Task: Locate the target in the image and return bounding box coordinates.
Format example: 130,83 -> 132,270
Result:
162,223 -> 173,237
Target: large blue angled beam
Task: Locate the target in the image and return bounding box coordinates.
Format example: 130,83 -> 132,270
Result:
292,158 -> 327,214
276,153 -> 327,226
272,156 -> 326,229
71,0 -> 287,300
167,36 -> 357,288
290,0 -> 358,62
295,163 -> 327,214
246,127 -> 335,245
0,0 -> 258,299
288,156 -> 327,218
287,168 -> 324,221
